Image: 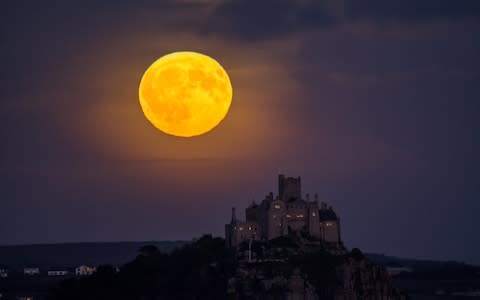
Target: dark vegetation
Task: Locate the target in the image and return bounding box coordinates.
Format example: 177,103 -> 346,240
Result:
47,235 -> 236,300
289,250 -> 341,297
47,234 -> 357,299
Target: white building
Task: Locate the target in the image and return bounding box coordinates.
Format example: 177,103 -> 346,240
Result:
75,265 -> 96,276
0,269 -> 8,278
23,267 -> 40,276
47,270 -> 69,276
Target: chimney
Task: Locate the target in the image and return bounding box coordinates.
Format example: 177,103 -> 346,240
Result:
278,174 -> 285,199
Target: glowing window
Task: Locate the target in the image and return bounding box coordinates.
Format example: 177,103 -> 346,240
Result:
239,227 -> 244,231
248,226 -> 252,230
312,212 -> 316,216
286,214 -> 291,218
297,214 -> 304,218
274,204 -> 281,209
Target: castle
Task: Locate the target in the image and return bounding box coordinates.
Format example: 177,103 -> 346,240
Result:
225,175 -> 341,247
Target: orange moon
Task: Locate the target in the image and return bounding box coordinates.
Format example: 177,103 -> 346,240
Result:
138,51 -> 233,137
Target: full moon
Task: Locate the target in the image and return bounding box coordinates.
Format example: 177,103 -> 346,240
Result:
139,51 -> 233,137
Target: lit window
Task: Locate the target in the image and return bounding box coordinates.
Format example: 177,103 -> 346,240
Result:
239,227 -> 244,231
312,212 -> 316,216
297,214 -> 304,218
286,214 -> 291,218
274,204 -> 281,209
248,226 -> 252,230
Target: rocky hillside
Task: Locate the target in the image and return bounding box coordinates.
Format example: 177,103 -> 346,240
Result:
229,237 -> 407,300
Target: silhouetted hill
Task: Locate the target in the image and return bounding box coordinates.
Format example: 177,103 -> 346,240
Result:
43,236 -> 407,300
366,253 -> 479,271
2,239 -> 479,299
0,241 -> 188,270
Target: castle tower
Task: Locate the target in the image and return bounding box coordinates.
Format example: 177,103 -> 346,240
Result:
278,174 -> 302,201
267,199 -> 286,239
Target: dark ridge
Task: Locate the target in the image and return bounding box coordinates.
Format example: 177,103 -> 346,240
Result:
0,241 -> 188,270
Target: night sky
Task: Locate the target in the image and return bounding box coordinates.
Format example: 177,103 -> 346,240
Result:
2,0 -> 480,264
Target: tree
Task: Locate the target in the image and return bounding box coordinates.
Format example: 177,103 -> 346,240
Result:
138,245 -> 161,257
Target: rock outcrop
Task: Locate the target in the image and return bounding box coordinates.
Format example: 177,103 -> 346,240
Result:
334,255 -> 407,300
228,239 -> 407,300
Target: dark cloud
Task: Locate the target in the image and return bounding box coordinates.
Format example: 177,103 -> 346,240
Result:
202,0 -> 480,40
347,0 -> 480,22
203,0 -> 336,40
3,0 -> 480,45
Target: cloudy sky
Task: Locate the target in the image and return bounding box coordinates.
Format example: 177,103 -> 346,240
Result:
1,0 -> 480,264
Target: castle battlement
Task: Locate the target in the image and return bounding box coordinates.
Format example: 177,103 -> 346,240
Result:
225,175 -> 341,247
